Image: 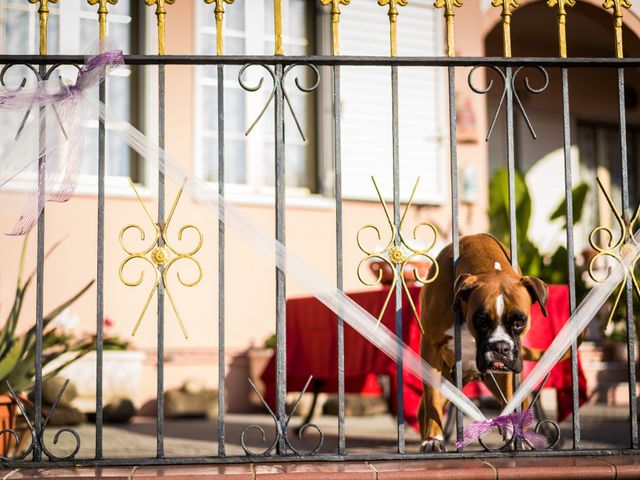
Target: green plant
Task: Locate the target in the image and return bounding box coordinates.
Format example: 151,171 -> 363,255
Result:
92,317 -> 130,351
488,167 -> 588,297
264,334 -> 276,350
0,235 -> 103,394
606,322 -> 628,343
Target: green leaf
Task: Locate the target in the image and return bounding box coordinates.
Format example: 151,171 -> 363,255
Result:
488,167 -> 532,248
0,337 -> 25,383
0,282 -> 29,359
22,279 -> 95,353
550,182 -> 589,227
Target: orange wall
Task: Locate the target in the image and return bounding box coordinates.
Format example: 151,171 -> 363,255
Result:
0,1 -> 489,407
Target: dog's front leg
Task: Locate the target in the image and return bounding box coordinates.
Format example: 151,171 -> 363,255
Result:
418,337 -> 452,452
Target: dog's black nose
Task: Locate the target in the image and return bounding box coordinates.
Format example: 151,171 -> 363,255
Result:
490,341 -> 511,357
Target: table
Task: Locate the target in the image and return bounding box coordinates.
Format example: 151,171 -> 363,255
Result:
260,284 -> 586,430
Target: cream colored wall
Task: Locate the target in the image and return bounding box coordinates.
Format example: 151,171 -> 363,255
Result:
0,1 -> 489,408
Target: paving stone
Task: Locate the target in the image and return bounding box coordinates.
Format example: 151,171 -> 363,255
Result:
481,456 -> 615,480
370,458 -> 495,480
6,467 -> 132,479
132,464 -> 253,479
596,455 -> 640,479
255,461 -> 375,479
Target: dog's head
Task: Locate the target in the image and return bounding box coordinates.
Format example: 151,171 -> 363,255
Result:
452,270 -> 548,374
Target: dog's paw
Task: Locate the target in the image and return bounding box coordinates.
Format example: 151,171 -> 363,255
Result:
420,437 -> 447,453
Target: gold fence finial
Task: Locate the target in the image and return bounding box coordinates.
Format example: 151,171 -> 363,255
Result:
491,0 -> 520,57
87,0 -> 118,47
378,0 -> 408,57
29,0 -> 57,56
274,0 -> 284,55
434,0 -> 463,58
204,0 -> 234,55
547,0 -> 575,58
145,0 -> 175,56
320,0 -> 350,56
604,0 -> 632,58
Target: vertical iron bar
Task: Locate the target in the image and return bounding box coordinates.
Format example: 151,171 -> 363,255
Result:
156,63 -> 166,460
33,63 -> 47,462
274,62 -> 287,455
560,66 -> 580,449
95,63 -> 106,461
504,65 -> 521,450
391,64 -> 404,454
617,67 -> 639,449
217,63 -> 227,457
333,63 -> 346,455
505,67 -> 518,268
448,66 -> 463,450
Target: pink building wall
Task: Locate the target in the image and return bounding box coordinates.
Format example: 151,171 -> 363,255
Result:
0,0 -> 503,409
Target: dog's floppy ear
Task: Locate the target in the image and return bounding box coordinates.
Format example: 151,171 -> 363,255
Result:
452,274 -> 478,312
521,276 -> 549,317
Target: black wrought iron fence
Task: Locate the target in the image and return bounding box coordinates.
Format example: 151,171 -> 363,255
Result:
0,0 -> 639,468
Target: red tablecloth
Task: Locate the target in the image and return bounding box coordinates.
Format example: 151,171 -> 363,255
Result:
261,284 -> 586,431
523,284 -> 588,420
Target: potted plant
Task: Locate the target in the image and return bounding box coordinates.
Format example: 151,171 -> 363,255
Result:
0,236 -> 98,457
58,317 -> 146,414
247,334 -> 276,409
488,167 -> 589,295
602,321 -> 635,362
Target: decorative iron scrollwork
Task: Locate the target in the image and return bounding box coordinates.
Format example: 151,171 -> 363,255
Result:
0,63 -> 79,140
238,63 -> 320,141
588,177 -> 640,331
0,380 -> 81,461
240,376 -> 324,456
468,65 -> 549,142
119,179 -> 203,338
477,372 -> 560,451
356,177 -> 439,335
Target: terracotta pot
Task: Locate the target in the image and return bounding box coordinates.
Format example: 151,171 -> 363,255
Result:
0,394 -> 17,458
605,339 -> 640,363
247,348 -> 274,409
368,258 -> 432,285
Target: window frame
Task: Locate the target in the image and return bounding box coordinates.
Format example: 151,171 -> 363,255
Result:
0,0 -> 148,197
192,0 -> 323,205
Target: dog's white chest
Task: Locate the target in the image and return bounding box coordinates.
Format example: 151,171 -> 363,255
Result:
444,323 -> 477,373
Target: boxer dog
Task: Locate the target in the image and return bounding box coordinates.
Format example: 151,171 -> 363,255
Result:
417,233 -> 548,452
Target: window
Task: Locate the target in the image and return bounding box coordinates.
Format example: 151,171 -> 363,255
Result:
194,0 -> 446,203
337,0 -> 446,203
194,0 -> 316,194
0,0 -> 142,188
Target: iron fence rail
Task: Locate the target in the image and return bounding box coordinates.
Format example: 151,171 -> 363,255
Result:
9,55 -> 640,66
2,43 -> 640,469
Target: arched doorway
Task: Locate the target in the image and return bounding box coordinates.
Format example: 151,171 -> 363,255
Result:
483,1 -> 640,255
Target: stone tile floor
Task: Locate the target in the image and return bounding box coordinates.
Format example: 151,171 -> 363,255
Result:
39,403 -> 635,458
2,403 -> 638,478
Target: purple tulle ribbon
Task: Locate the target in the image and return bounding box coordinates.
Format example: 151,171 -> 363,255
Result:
0,50 -> 123,109
0,50 -> 124,235
456,409 -> 548,449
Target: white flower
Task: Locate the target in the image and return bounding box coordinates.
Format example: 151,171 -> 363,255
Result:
50,308 -> 80,334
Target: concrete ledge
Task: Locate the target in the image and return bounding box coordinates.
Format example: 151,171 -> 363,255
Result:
2,455 -> 640,479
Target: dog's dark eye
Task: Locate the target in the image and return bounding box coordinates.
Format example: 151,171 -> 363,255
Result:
509,315 -> 527,334
473,312 -> 492,331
